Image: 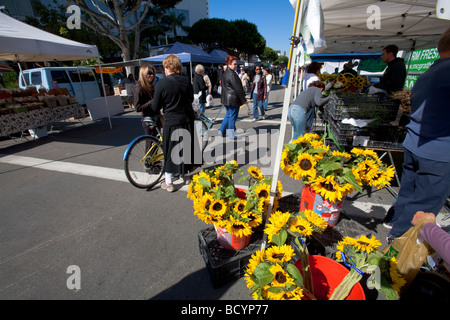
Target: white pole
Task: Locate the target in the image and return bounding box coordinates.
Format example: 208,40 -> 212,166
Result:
97,57 -> 112,129
270,0 -> 304,195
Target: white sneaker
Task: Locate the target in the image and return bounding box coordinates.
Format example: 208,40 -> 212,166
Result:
262,116 -> 266,120
251,118 -> 257,122
161,181 -> 175,192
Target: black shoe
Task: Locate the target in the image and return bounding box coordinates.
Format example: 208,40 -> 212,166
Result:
386,234 -> 395,245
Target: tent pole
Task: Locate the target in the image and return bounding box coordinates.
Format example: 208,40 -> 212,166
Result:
97,56 -> 112,129
17,60 -> 27,87
260,0 -> 304,250
270,0 -> 304,195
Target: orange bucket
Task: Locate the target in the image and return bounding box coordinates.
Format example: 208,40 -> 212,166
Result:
299,185 -> 344,227
295,255 -> 366,300
215,226 -> 251,251
215,187 -> 250,251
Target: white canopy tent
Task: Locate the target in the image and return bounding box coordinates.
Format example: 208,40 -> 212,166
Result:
319,0 -> 450,53
0,12 -> 112,128
271,0 -> 449,196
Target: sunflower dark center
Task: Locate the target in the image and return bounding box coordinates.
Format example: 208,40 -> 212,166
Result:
258,190 -> 269,198
212,203 -> 223,211
272,253 -> 285,260
300,159 -> 312,170
275,272 -> 287,284
357,241 -> 370,246
233,224 -> 245,229
237,203 -> 245,211
321,182 -> 335,191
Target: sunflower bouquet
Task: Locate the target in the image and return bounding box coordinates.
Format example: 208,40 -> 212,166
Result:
281,133 -> 395,203
319,74 -> 349,92
188,161 -> 273,238
245,209 -> 328,300
333,235 -> 406,300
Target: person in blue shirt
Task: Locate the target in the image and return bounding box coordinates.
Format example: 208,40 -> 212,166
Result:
383,27 -> 450,241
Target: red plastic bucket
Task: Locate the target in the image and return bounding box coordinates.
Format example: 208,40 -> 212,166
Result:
215,187 -> 250,251
295,255 -> 366,300
215,226 -> 251,250
299,185 -> 344,227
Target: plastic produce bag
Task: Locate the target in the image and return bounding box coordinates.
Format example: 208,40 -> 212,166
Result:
192,92 -> 202,116
206,94 -> 214,107
382,219 -> 435,292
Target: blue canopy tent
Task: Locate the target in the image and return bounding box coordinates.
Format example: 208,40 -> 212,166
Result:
142,42 -> 223,64
209,49 -> 245,65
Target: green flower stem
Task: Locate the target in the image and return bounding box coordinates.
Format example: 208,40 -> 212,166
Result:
299,243 -> 314,295
329,268 -> 362,300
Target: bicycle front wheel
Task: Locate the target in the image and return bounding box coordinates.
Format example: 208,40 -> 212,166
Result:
124,136 -> 164,189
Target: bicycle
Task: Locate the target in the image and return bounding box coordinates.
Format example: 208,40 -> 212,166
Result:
123,114 -> 212,189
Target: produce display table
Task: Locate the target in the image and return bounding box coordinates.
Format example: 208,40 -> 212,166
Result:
0,104 -> 83,137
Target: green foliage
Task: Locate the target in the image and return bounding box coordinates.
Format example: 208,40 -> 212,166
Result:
0,72 -> 19,89
189,18 -> 266,58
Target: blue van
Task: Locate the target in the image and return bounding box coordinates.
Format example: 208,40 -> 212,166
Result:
19,67 -> 102,105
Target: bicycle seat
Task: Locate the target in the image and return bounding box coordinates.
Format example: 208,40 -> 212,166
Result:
143,116 -> 159,127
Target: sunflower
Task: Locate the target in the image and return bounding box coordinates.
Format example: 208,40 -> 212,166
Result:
292,153 -> 317,180
310,175 -> 344,202
335,236 -> 357,261
210,177 -> 220,189
350,147 -> 365,157
304,209 -> 328,231
248,166 -> 264,180
369,166 -> 395,190
269,264 -> 295,287
331,150 -> 352,159
254,183 -> 271,203
245,249 -> 266,288
389,257 -> 406,294
234,199 -> 248,215
280,287 -> 304,300
265,211 -> 291,243
209,198 -> 227,217
353,235 -> 381,253
244,211 -> 263,228
265,245 -> 295,264
225,217 -> 252,237
289,216 -> 313,236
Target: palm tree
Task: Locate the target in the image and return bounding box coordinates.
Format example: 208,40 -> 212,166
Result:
164,11 -> 186,41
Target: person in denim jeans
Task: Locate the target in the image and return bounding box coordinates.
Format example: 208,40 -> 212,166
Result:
251,66 -> 267,121
288,81 -> 330,141
219,55 -> 246,139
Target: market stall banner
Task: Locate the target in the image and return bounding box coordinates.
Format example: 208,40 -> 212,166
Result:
404,47 -> 440,89
0,104 -> 83,137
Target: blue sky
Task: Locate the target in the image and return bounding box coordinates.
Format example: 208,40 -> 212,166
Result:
209,0 -> 296,56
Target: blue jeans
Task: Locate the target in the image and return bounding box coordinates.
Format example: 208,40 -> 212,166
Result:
263,91 -> 270,110
306,106 -> 315,132
199,102 -> 205,114
288,104 -> 306,142
219,105 -> 239,139
252,93 -> 265,119
388,148 -> 450,237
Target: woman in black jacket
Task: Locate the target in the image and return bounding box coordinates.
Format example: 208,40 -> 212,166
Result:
219,55 -> 246,139
134,64 -> 157,135
150,54 -> 196,192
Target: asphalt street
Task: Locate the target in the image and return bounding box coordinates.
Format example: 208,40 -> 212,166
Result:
0,84 -> 448,301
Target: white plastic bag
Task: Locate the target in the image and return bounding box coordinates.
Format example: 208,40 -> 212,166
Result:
368,85 -> 386,95
206,94 -> 214,107
192,92 -> 202,115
